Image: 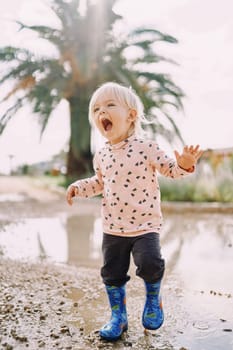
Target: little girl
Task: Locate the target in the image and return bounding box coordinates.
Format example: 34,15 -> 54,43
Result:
66,82 -> 203,341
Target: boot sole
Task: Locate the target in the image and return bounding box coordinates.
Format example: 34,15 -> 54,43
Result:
143,318 -> 164,330
100,324 -> 128,342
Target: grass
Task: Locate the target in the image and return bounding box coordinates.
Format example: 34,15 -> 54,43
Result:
159,173 -> 233,203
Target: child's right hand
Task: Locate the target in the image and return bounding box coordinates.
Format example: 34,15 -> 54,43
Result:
66,185 -> 79,206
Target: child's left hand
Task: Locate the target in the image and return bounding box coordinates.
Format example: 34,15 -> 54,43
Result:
174,145 -> 203,172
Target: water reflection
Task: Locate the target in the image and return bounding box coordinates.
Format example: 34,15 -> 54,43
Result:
0,213 -> 103,266
89,217 -> 103,260
162,213 -> 233,292
0,217 -> 68,262
1,211 -> 232,294
66,214 -> 102,267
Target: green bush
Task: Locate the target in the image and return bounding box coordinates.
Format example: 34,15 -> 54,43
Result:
159,171 -> 233,203
160,177 -> 197,201
216,177 -> 233,202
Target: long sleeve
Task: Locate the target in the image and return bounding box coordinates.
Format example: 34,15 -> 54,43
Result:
149,143 -> 194,179
71,153 -> 104,198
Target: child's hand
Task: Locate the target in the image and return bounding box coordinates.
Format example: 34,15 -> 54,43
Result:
66,185 -> 79,205
174,145 -> 203,172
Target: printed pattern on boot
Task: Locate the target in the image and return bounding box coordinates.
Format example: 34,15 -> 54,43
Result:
100,285 -> 128,341
142,281 -> 164,330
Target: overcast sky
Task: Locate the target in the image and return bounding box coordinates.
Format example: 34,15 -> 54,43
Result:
0,0 -> 232,173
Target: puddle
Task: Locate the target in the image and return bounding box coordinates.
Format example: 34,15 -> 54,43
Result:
0,205 -> 232,349
0,193 -> 27,202
0,211 -> 232,287
0,217 -> 68,262
162,213 -> 233,292
0,214 -> 103,266
161,213 -> 233,350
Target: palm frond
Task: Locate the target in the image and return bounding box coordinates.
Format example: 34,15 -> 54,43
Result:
16,21 -> 64,48
130,28 -> 178,44
0,46 -> 32,62
0,61 -> 36,85
132,54 -> 178,66
136,71 -> 184,95
162,110 -> 185,143
0,58 -> 67,102
0,98 -> 25,134
28,84 -> 60,136
1,76 -> 35,102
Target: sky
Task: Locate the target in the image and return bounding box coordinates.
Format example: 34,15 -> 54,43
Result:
0,0 -> 232,173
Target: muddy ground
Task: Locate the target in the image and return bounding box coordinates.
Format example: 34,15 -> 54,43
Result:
0,176 -> 232,350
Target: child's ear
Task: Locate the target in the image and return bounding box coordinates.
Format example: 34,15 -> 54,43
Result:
128,109 -> 137,122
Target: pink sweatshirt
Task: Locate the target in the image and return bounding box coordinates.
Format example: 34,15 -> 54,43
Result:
72,135 -> 192,237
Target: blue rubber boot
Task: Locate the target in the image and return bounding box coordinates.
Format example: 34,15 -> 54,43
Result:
100,285 -> 128,341
142,281 -> 164,330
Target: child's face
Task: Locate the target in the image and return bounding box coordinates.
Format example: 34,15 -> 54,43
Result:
93,92 -> 136,145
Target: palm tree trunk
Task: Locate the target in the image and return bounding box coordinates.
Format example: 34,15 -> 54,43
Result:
66,95 -> 92,178
66,145 -> 92,178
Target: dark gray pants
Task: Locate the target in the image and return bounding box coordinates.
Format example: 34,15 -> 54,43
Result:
101,232 -> 165,287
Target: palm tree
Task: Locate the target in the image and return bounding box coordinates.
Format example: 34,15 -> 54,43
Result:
0,0 -> 184,178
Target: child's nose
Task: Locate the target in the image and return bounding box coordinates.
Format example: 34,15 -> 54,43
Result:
99,107 -> 106,114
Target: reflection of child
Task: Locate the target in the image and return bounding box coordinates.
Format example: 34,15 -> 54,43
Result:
66,82 -> 203,341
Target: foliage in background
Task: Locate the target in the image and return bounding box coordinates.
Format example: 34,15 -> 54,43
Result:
160,178 -> 233,202
27,154 -> 233,203
160,155 -> 233,202
16,151 -> 233,203
0,0 -> 184,178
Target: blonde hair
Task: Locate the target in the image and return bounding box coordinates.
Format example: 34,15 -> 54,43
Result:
88,82 -> 148,137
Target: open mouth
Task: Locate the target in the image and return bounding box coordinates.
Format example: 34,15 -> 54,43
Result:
102,118 -> 113,132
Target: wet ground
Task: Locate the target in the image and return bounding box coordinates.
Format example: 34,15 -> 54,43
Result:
0,176 -> 232,350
